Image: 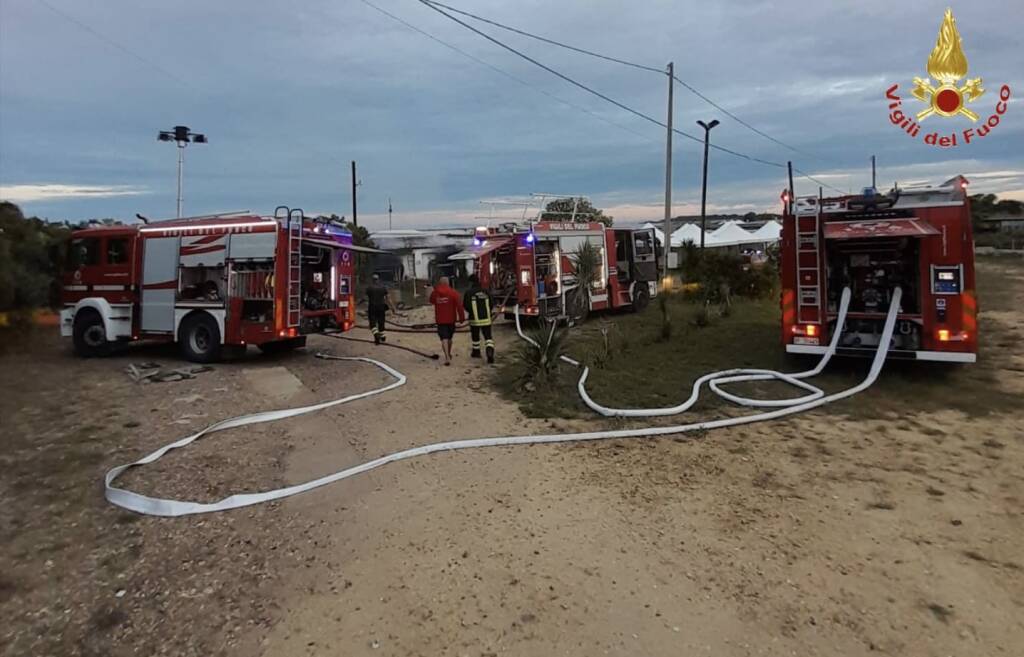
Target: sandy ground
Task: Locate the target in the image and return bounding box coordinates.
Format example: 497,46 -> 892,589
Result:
2,261 -> 1022,656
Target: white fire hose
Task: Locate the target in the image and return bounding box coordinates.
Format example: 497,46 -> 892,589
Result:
106,288 -> 899,517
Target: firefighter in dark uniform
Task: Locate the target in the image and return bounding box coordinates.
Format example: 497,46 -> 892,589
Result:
463,274 -> 495,363
366,274 -> 396,345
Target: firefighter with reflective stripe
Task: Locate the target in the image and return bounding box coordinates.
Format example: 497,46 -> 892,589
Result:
366,274 -> 396,345
463,274 -> 495,363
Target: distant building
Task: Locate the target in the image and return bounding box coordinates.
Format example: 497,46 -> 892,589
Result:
978,214 -> 1024,232
369,228 -> 475,284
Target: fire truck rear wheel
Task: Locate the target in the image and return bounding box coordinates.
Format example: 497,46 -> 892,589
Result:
72,309 -> 109,358
632,284 -> 650,313
179,312 -> 222,363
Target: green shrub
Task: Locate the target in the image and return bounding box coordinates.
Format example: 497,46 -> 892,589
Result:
695,250 -> 777,302
0,202 -> 72,312
514,321 -> 570,389
680,240 -> 700,281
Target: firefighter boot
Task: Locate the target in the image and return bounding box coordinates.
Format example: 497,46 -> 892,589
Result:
470,339 -> 482,358
486,346 -> 495,364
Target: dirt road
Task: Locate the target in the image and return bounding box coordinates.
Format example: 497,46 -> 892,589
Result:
2,259 -> 1022,656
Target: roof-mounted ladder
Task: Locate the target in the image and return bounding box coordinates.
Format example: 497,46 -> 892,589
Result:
286,209 -> 304,328
274,206 -> 304,330
795,193 -> 824,325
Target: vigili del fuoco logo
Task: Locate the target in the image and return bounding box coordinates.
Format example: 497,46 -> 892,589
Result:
885,8 -> 1011,148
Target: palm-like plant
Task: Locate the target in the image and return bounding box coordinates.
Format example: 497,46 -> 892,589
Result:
569,241 -> 602,320
516,321 -> 570,388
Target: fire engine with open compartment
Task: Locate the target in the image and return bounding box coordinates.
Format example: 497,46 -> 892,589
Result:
780,176 -> 977,363
451,221 -> 660,321
60,207 -> 368,362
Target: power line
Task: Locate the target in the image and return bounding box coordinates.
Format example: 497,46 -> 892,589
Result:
672,75 -> 804,155
793,167 -> 846,195
423,0 -> 805,156
421,0 -> 663,74
357,0 -> 654,143
40,0 -> 845,196
417,0 -> 845,193
417,0 -> 669,131
36,0 -> 196,90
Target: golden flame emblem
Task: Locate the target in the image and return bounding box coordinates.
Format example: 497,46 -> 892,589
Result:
912,8 -> 984,121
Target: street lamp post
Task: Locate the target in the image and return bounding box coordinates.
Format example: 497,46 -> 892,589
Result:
158,125 -> 207,218
696,119 -> 719,249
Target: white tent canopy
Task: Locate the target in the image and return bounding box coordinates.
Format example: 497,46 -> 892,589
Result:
643,222 -> 709,247
705,221 -> 760,247
644,220 -> 779,249
708,220 -> 742,237
750,220 -> 781,242
670,223 -> 706,246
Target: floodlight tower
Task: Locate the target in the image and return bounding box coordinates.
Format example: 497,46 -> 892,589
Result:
158,125 -> 207,218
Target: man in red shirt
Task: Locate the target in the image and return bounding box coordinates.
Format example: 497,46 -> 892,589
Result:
427,276 -> 465,366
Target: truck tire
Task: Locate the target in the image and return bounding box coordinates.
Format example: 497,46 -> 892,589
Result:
258,336 -> 307,354
178,312 -> 222,363
72,309 -> 109,357
632,283 -> 650,313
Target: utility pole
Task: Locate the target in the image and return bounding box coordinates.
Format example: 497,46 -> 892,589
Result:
871,155 -> 877,189
697,119 -> 720,250
787,161 -> 795,214
662,61 -> 674,281
388,197 -> 393,230
351,161 -> 359,228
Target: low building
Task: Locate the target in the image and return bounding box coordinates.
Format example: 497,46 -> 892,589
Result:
978,214 -> 1024,232
368,228 -> 475,284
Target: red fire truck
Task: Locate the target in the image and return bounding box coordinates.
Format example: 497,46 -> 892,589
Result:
780,176 -> 977,362
60,208 -> 368,362
451,221 -> 659,320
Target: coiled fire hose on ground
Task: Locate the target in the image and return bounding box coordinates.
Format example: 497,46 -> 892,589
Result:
106,288 -> 899,517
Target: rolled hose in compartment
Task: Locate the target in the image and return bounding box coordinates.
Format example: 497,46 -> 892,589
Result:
105,287 -> 899,517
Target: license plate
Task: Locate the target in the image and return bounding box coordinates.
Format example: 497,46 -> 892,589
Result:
794,336 -> 820,345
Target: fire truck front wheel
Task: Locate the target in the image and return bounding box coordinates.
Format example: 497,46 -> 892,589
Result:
72,309 -> 109,358
179,312 -> 222,363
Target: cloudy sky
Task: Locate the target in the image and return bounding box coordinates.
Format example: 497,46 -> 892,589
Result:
1,0 -> 1020,228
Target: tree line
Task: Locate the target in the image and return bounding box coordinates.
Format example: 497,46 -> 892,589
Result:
0,202 -> 82,312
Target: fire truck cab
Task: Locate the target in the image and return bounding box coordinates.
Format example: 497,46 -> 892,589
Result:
452,221 -> 659,321
60,208 -> 364,362
780,176 -> 977,362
